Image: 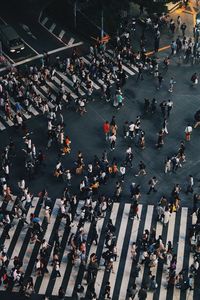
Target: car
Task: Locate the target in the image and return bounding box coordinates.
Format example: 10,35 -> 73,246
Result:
0,24 -> 24,53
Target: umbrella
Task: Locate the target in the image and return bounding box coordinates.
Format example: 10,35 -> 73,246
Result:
32,217 -> 40,223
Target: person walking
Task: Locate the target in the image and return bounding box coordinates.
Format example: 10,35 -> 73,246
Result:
185,124 -> 192,141
109,133 -> 116,151
103,281 -> 111,299
186,175 -> 194,194
168,77 -> 176,93
147,176 -> 158,194
103,121 -> 110,141
167,99 -> 173,118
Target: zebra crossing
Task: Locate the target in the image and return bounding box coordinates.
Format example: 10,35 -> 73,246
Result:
0,195 -> 196,300
0,49 -> 139,132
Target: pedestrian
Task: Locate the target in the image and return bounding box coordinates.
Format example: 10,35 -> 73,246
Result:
169,19 -> 175,34
157,73 -> 163,90
147,176 -> 158,194
168,77 -> 176,93
156,129 -> 164,149
162,118 -> 168,134
123,121 -> 129,139
151,98 -> 157,114
129,121 -> 135,139
109,133 -> 116,151
191,72 -> 198,87
167,99 -> 173,118
164,157 -> 171,174
181,22 -> 187,36
186,175 -> 194,194
135,161 -> 147,176
138,286 -> 147,300
119,164 -> 126,182
177,16 -> 182,30
103,281 -> 111,299
185,124 -> 193,141
103,121 -> 110,141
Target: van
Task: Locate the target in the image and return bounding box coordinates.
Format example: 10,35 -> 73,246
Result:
0,25 -> 24,53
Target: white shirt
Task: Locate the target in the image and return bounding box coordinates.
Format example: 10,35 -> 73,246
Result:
129,123 -> 135,131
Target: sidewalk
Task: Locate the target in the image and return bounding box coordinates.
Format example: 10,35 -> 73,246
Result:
146,0 -> 199,61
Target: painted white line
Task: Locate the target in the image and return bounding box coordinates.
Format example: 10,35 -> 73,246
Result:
107,49 -> 139,73
95,203 -> 120,298
119,205 -> 142,300
2,51 -> 14,64
186,213 -> 196,300
49,23 -> 56,33
109,204 -> 130,299
0,42 -> 84,71
159,212 -> 176,300
51,200 -> 85,296
53,73 -> 78,99
39,20 -> 68,46
147,218 -> 163,300
105,51 -> 135,76
41,17 -> 48,26
68,38 -> 75,46
136,205 -> 154,287
21,38 -> 39,55
48,42 -> 83,55
59,30 -> 66,39
4,198 -> 38,271
65,220 -> 91,297
22,199 -> 60,276
0,120 -> 6,131
28,105 -> 39,116
173,208 -> 188,300
0,111 -> 14,127
57,70 -> 85,96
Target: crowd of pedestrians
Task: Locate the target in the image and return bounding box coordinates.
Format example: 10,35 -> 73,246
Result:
0,2 -> 200,300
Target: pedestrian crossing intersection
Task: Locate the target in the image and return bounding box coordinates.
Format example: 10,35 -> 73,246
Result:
0,195 -> 196,300
0,49 -> 139,132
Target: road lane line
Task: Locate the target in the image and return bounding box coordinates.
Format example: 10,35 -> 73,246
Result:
21,38 -> 39,55
41,17 -> 48,26
49,23 -> 56,33
59,30 -> 66,39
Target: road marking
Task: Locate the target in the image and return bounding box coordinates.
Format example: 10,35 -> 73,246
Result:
2,51 -> 14,64
173,208 -> 188,300
109,204 -> 130,299
119,205 -> 142,300
136,205 -> 154,287
41,17 -> 48,26
0,120 -> 6,131
51,200 -> 85,296
0,42 -> 84,71
95,203 -> 120,298
21,38 -> 39,55
39,19 -> 68,46
68,38 -> 75,46
59,30 -> 66,39
159,212 -> 176,300
49,23 -> 56,33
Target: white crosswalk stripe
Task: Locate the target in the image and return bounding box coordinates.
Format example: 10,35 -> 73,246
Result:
0,199 -> 195,300
41,17 -> 48,26
0,49 -> 139,131
49,23 -> 56,33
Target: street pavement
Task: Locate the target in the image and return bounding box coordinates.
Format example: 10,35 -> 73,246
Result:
1,1 -> 200,299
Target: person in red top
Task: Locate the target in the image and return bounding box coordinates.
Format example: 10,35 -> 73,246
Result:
103,121 -> 110,141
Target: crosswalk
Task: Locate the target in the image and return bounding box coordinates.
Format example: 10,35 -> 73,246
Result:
0,49 -> 139,132
0,195 -> 196,300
